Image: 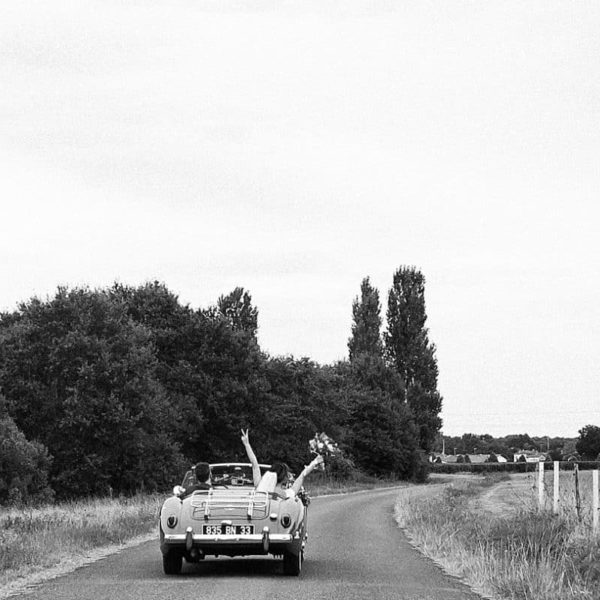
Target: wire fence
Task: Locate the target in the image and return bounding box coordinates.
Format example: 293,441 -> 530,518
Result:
534,462 -> 600,533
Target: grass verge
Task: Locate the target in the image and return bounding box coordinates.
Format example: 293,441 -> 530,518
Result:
0,494 -> 163,592
395,474 -> 600,600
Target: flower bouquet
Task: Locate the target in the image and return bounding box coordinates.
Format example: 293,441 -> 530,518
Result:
309,432 -> 341,470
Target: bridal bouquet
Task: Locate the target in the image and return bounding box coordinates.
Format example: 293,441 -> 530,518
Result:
309,432 -> 340,470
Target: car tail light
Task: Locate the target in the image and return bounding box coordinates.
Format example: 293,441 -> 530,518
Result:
167,516 -> 178,528
280,514 -> 291,528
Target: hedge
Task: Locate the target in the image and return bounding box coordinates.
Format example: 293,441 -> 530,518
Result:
430,461 -> 600,474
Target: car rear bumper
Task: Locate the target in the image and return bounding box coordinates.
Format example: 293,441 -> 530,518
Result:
163,533 -> 293,543
160,529 -> 302,558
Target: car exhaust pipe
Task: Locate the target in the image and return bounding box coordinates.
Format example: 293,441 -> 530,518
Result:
189,548 -> 204,561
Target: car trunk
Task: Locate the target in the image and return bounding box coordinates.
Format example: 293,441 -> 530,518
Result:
185,489 -> 271,522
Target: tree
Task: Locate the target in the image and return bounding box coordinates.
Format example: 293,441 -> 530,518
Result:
460,433 -> 488,454
407,383 -> 442,454
347,389 -> 421,479
110,281 -> 210,459
385,267 -> 439,391
504,434 -> 538,454
348,277 -> 383,361
384,267 -> 442,451
0,415 -> 53,505
576,425 -> 600,460
0,287 -> 188,497
217,288 -> 258,336
334,359 -> 423,479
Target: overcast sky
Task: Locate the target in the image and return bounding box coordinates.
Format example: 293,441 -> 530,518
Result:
1,1 -> 598,438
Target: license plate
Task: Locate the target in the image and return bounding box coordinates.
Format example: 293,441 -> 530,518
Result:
202,524 -> 254,535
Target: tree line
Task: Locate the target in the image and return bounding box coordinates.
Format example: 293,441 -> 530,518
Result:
436,429 -> 600,462
0,267 -> 443,504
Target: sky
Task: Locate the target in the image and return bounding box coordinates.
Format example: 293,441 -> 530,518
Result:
1,0 -> 598,438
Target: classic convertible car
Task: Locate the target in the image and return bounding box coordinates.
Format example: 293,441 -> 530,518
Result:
159,463 -> 309,576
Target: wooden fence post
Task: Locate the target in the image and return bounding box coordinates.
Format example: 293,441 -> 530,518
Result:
538,461 -> 545,510
553,461 -> 560,514
574,464 -> 581,522
593,470 -> 599,534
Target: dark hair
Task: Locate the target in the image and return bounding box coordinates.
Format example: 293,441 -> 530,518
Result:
270,462 -> 289,484
194,462 -> 211,482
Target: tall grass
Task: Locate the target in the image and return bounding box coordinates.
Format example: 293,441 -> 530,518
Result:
0,495 -> 162,586
537,469 -> 596,523
395,475 -> 600,600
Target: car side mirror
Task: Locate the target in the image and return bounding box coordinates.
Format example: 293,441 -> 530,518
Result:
172,485 -> 185,497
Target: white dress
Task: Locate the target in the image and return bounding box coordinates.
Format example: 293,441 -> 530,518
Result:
255,471 -> 277,493
255,472 -> 295,498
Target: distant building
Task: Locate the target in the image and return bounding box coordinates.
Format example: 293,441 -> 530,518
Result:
513,450 -> 547,463
430,453 -> 508,464
466,454 -> 488,464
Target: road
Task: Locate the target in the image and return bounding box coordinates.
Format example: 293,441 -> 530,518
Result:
14,488 -> 482,600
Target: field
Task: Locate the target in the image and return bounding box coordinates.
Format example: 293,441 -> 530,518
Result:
395,472 -> 600,600
479,469 -> 598,520
536,468 -> 598,524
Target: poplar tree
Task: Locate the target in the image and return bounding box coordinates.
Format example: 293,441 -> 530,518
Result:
385,267 -> 442,451
348,277 -> 383,361
345,277 -> 424,479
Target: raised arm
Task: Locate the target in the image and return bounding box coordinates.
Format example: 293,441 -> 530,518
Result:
241,429 -> 262,486
291,455 -> 324,495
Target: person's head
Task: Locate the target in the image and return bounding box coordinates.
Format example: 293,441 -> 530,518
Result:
270,462 -> 290,485
194,462 -> 211,483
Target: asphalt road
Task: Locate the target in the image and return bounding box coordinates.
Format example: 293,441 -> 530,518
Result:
15,488 -> 482,600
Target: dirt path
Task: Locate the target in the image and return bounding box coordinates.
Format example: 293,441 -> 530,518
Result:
477,473 -> 536,515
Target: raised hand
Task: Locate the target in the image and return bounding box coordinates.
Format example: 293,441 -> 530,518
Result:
241,428 -> 250,446
309,454 -> 324,471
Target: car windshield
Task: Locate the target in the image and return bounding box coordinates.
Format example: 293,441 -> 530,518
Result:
211,464 -> 256,486
181,463 -> 271,488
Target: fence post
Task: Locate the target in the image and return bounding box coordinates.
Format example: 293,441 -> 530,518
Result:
538,461 -> 545,510
553,461 -> 560,515
574,464 -> 581,522
593,470 -> 599,534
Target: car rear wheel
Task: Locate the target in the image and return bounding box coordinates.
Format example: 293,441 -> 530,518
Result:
162,551 -> 182,575
283,549 -> 302,576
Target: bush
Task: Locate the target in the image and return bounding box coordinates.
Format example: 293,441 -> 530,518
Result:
411,455 -> 430,483
321,453 -> 359,480
0,416 -> 54,505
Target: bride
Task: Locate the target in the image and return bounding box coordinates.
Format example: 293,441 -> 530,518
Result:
240,429 -> 323,498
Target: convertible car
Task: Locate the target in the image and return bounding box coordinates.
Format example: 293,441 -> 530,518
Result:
159,463 -> 309,576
